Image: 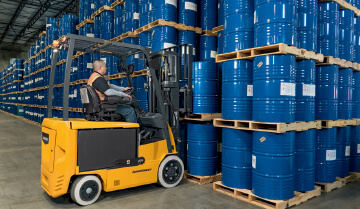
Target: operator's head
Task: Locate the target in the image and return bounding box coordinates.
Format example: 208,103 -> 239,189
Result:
93,59 -> 107,75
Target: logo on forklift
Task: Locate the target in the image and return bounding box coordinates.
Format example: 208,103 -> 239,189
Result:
132,169 -> 152,174
42,133 -> 49,145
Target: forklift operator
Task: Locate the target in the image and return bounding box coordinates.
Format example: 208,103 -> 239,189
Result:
87,59 -> 137,123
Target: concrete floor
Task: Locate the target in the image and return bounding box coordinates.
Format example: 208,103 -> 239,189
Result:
0,111 -> 359,209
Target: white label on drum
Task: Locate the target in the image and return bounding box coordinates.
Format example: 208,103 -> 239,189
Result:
149,3 -> 152,11
165,0 -> 177,8
326,149 -> 336,161
252,155 -> 256,169
346,146 -> 350,156
211,50 -> 217,58
358,144 -> 360,153
86,33 -> 94,38
46,24 -> 52,28
91,3 -> 95,9
218,3 -> 220,9
185,2 -> 197,11
163,42 -> 176,49
135,54 -> 139,59
247,85 -> 253,97
73,67 -> 78,72
19,109 -> 23,113
187,144 -> 188,150
100,58 -> 107,64
133,13 -> 139,20
87,63 -> 93,69
303,84 -> 315,96
280,82 -> 295,96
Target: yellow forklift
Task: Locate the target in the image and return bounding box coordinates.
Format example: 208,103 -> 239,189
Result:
41,34 -> 194,205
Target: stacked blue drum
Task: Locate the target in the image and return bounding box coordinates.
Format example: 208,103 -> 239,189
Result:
315,128 -> 337,183
254,0 -> 297,47
151,26 -> 177,52
134,76 -> 148,111
223,0 -> 254,53
353,72 -> 360,118
295,130 -> 316,192
199,0 -> 217,30
152,0 -> 177,22
339,10 -> 354,61
336,127 -> 351,177
46,18 -> 58,47
297,0 -> 317,51
350,126 -> 360,172
315,65 -> 339,121
139,0 -> 151,70
252,132 -> 295,200
192,62 -> 218,113
222,129 -> 252,189
317,2 -> 339,57
114,1 -> 124,37
179,0 -> 197,27
94,0 -> 101,39
354,17 -> 360,63
124,0 -> 139,32
338,68 -> 353,119
221,60 -> 252,120
296,60 -> 316,122
217,0 -> 225,54
187,123 -> 218,176
253,55 -> 296,123
199,35 -> 217,62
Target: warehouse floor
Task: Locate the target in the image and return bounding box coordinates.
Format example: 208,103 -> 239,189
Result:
0,112 -> 359,209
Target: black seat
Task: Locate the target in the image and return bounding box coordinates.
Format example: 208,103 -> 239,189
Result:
80,85 -> 131,121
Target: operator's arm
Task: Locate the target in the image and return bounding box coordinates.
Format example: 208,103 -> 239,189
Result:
109,84 -> 125,92
104,89 -> 126,97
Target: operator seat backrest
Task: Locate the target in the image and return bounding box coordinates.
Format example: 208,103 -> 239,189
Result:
80,85 -> 100,114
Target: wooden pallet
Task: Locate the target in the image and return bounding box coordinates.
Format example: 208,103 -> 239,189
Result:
317,56 -> 360,70
77,79 -> 88,84
315,179 -> 345,193
76,19 -> 95,30
132,69 -> 147,77
111,0 -> 125,8
110,32 -> 138,42
336,172 -> 360,185
91,5 -> 114,19
213,181 -> 321,209
216,43 -> 324,63
320,119 -> 357,128
201,30 -> 218,36
184,173 -> 221,185
212,25 -> 224,33
183,113 -> 221,121
38,31 -> 46,38
134,19 -> 202,36
213,118 -> 321,133
319,0 -> 360,16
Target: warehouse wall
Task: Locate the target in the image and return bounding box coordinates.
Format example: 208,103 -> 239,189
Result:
0,43 -> 30,71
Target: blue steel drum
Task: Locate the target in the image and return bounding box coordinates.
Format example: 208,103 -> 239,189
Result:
253,55 -> 296,123
79,0 -> 85,21
41,35 -> 46,49
217,30 -> 224,54
179,30 -> 196,65
101,10 -> 114,40
354,17 -> 360,63
222,128 -> 252,189
114,4 -> 124,37
315,65 -> 339,121
151,26 -> 177,52
353,72 -> 360,118
199,35 -> 217,62
84,0 -> 93,20
317,2 -> 339,57
179,0 -> 198,27
297,0 -> 317,51
193,62 -> 218,113
218,0 -> 224,26
339,10 -> 354,61
350,126 -> 360,172
296,60 -> 316,121
83,53 -> 93,79
338,68 -> 353,119
336,127 -> 351,177
295,130 -> 315,192
315,128 -> 337,183
252,132 -> 295,200
61,15 -> 77,36
71,59 -> 79,82
254,0 -> 297,47
199,0 -> 217,30
187,123 -> 218,176
178,122 -> 187,167
46,18 -> 58,47
78,55 -> 84,80
222,60 -> 252,120
134,76 -> 148,111
223,0 -> 254,53
124,0 -> 139,32
140,0 -> 151,27
139,32 -> 152,47
123,37 -> 139,72
152,0 -> 177,22
94,16 -> 101,38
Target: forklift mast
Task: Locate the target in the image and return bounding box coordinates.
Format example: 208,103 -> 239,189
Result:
47,34 -> 193,153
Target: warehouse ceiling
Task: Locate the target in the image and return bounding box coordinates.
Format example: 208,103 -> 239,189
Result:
0,0 -> 78,46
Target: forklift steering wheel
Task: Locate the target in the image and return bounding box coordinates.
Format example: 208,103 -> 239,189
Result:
126,87 -> 134,95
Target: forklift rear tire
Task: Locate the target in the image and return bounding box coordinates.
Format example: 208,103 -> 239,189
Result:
70,175 -> 102,206
158,155 -> 184,188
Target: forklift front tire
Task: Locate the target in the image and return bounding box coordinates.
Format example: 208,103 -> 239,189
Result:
70,175 -> 102,206
158,155 -> 184,188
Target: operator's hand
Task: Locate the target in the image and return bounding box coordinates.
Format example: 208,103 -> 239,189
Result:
125,94 -> 132,99
124,87 -> 132,91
